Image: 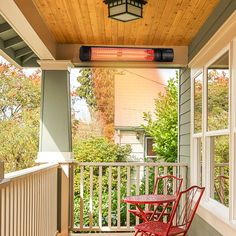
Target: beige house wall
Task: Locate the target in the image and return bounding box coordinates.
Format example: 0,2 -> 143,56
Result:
114,69 -> 166,162
114,69 -> 166,127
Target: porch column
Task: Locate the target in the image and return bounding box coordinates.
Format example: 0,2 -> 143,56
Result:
37,60 -> 73,236
37,60 -> 73,163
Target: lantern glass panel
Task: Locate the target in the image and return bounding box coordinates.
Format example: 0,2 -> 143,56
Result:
112,13 -> 139,22
127,4 -> 141,16
109,4 -> 126,16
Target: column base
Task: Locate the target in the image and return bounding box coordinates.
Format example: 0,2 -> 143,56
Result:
36,152 -> 74,163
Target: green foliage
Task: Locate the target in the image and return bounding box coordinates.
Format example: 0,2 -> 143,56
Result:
73,136 -> 131,163
142,76 -> 178,162
76,69 -> 97,109
75,68 -> 116,139
193,75 -> 203,133
73,136 -> 131,226
0,63 -> 40,172
207,69 -> 229,131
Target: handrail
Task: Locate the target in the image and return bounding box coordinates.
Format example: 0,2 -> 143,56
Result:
74,162 -> 189,167
214,163 -> 228,167
4,163 -> 59,181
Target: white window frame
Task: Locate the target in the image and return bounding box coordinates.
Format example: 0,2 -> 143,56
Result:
191,44 -> 236,230
205,47 -> 230,203
189,12 -> 236,234
191,71 -> 204,185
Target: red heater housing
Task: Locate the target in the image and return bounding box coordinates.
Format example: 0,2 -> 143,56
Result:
79,46 -> 174,62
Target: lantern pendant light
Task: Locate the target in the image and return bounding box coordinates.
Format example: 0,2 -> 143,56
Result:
104,0 -> 147,22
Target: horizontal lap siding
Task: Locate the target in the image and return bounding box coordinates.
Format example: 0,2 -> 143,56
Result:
179,68 -> 191,164
118,131 -> 144,162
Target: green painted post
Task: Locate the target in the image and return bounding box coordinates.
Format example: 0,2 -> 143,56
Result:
37,61 -> 73,163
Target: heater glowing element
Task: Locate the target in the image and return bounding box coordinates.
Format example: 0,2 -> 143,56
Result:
79,46 -> 174,62
91,47 -> 154,61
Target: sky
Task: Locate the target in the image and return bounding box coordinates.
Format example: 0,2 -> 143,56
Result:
0,55 -> 177,123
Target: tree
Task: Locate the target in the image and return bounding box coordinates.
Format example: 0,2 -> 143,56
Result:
0,63 -> 40,172
75,69 -> 97,109
76,68 -> 116,140
207,69 -> 229,131
142,76 -> 178,162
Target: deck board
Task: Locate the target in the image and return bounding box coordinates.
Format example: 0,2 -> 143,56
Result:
71,233 -> 134,236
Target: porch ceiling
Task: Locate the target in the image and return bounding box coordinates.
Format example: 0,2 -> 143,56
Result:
32,0 -> 219,46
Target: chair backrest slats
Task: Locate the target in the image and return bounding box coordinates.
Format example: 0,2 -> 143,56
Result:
153,175 -> 183,196
167,185 -> 205,234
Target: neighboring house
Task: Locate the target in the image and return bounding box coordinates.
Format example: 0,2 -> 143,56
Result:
114,69 -> 166,162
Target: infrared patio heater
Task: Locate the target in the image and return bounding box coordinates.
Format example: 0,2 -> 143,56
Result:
79,46 -> 174,62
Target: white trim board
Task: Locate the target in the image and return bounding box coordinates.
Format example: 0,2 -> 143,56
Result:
36,152 -> 74,163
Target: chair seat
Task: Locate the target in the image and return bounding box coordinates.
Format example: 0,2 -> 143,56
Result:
129,209 -> 155,215
128,209 -> 170,217
134,221 -> 185,236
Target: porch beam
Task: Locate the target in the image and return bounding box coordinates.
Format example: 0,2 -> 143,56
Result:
22,56 -> 38,67
0,37 -> 22,66
0,22 -> 12,34
15,46 -> 31,58
4,36 -> 23,49
21,52 -> 36,64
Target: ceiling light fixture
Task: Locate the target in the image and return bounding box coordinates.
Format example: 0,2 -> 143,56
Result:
79,46 -> 174,62
103,0 -> 147,22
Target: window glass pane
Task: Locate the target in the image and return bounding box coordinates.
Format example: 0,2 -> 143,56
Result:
146,138 -> 156,157
207,52 -> 229,131
211,135 -> 229,207
194,73 -> 203,133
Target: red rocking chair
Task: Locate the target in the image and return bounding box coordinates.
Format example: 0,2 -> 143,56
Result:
129,175 -> 183,221
134,185 -> 205,236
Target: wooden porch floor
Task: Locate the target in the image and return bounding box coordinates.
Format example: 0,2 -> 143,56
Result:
71,233 -> 134,236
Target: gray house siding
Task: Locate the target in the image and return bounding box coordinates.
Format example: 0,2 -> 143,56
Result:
179,68 -> 191,164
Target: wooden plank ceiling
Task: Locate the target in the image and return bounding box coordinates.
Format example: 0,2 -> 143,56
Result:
32,0 -> 219,46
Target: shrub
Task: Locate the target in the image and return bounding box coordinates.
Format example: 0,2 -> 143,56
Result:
73,136 -> 131,227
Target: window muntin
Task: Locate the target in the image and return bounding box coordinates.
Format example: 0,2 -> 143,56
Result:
210,135 -> 229,207
198,138 -> 203,186
194,73 -> 203,133
193,137 -> 203,186
207,52 -> 229,132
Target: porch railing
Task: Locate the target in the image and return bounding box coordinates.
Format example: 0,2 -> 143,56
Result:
70,162 -> 188,233
0,163 -> 59,236
214,163 -> 229,205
